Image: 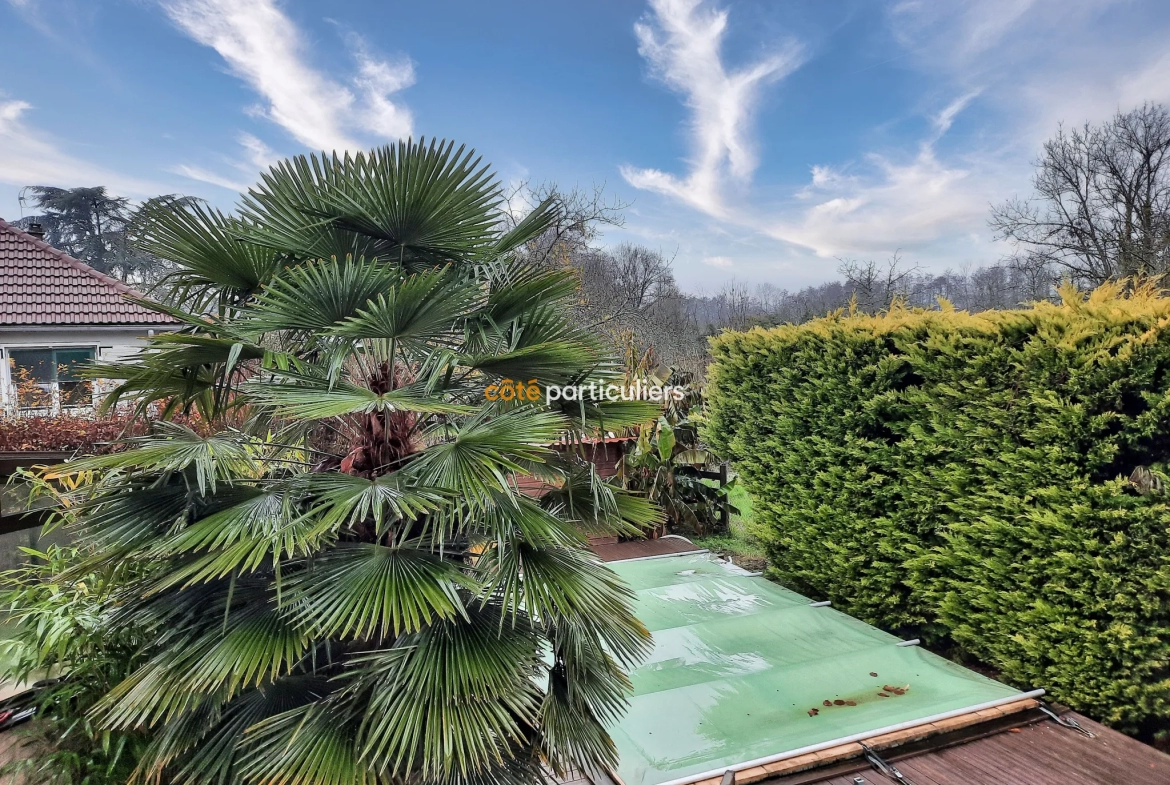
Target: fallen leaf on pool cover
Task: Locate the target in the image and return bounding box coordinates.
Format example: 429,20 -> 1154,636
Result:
808,708 -> 819,716
833,699 -> 846,705
823,700 -> 832,706
870,672 -> 878,677
845,700 -> 857,706
878,692 -> 890,697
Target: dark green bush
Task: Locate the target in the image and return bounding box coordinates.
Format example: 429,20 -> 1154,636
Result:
703,283 -> 1170,731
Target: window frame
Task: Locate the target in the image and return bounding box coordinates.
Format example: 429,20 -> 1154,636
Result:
1,343 -> 100,412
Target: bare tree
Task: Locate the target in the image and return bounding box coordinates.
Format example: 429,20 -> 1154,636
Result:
991,103 -> 1170,285
504,181 -> 628,271
713,280 -> 756,332
574,244 -> 679,326
837,253 -> 920,312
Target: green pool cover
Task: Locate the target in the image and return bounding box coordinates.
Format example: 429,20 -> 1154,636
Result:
606,553 -> 1032,785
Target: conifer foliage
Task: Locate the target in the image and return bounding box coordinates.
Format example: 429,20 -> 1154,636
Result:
57,140 -> 659,784
705,283 -> 1170,730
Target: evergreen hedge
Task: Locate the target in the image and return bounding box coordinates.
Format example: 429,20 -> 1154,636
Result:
703,283 -> 1170,731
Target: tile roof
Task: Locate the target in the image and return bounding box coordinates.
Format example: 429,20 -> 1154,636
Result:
0,217 -> 178,326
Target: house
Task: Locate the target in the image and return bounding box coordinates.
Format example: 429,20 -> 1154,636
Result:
0,218 -> 178,416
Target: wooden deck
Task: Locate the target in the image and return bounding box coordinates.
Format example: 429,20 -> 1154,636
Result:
787,709 -> 1170,785
590,536 -> 705,563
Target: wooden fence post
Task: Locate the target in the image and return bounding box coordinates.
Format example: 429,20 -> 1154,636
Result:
719,462 -> 730,530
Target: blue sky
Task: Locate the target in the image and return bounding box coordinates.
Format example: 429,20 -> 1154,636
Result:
3,0 -> 1170,291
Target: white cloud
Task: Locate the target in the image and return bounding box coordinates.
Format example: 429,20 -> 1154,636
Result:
170,132 -> 282,194
771,142 -> 995,257
621,0 -> 802,217
160,0 -> 414,152
350,37 -> 415,141
0,100 -> 30,124
624,0 -> 1170,278
889,0 -> 1044,64
238,132 -> 278,170
0,99 -> 167,203
621,0 -> 989,261
702,255 -> 733,268
885,0 -> 1153,139
168,164 -> 250,193
771,85 -> 999,258
932,90 -> 982,136
809,165 -> 839,188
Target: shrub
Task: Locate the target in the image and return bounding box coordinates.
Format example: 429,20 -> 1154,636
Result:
703,283 -> 1170,731
618,416 -> 734,538
0,471 -> 153,784
0,415 -> 145,453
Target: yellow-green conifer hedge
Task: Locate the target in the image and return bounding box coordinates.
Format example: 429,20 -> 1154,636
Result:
704,283 -> 1170,730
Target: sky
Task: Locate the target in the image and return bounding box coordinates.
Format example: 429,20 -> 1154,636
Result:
3,0 -> 1170,291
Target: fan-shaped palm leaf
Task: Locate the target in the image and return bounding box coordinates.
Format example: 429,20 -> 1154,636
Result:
245,257 -> 407,336
133,199 -> 283,311
240,140 -> 502,268
284,543 -> 475,639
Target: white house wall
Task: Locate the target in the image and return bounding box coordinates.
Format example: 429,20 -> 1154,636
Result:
0,325 -> 164,409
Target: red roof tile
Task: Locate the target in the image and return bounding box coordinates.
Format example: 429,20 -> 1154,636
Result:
0,218 -> 178,326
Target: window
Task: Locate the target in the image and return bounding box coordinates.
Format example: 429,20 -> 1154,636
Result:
8,347 -> 96,408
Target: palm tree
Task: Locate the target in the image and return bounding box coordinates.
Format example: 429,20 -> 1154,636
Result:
63,140 -> 659,785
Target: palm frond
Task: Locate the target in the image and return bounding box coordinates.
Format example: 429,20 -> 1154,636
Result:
285,543 -> 475,639
299,472 -> 448,534
477,544 -> 650,665
245,257 -> 406,336
539,466 -> 660,537
481,264 -> 581,327
240,140 -> 503,268
93,333 -> 265,418
162,675 -> 333,785
329,266 -> 483,351
351,605 -> 544,781
96,581 -> 307,729
492,197 -> 559,258
469,492 -> 585,550
244,375 -> 474,420
237,698 -> 376,785
410,409 -> 564,500
133,199 -> 282,309
57,423 -> 256,494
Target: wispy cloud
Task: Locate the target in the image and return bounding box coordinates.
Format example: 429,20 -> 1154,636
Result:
885,0 -> 1147,138
780,0 -> 1170,261
770,89 -> 994,257
348,35 -> 415,142
702,255 -> 734,268
620,0 -> 802,217
772,142 -> 994,257
237,132 -> 278,170
620,0 -> 985,260
0,98 -> 166,201
170,132 -> 280,194
168,164 -> 250,193
624,0 -> 1170,275
160,0 -> 414,152
932,90 -> 982,137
